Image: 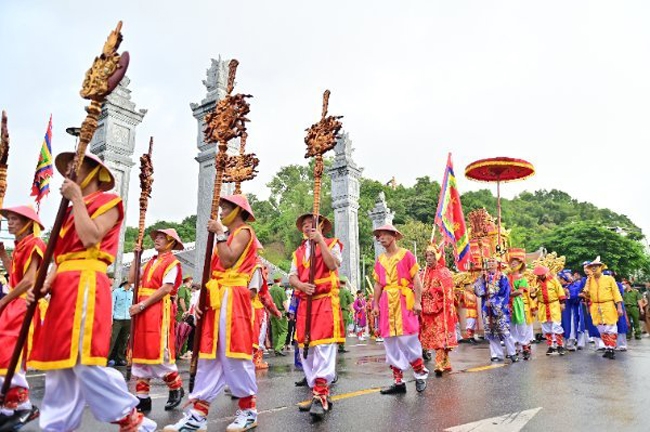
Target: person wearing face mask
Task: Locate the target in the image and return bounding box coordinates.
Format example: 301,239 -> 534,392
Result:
0,206 -> 46,431
28,152 -> 156,432
289,213 -> 344,419
128,228 -> 184,413
165,194 -> 260,432
530,266 -> 566,356
372,225 -> 429,395
581,257 -> 624,359
474,256 -> 518,363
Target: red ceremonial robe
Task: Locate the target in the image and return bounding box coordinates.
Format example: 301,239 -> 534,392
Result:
132,252 -> 182,364
419,265 -> 458,350
0,234 -> 46,374
199,225 -> 258,360
29,191 -> 123,370
293,238 -> 345,347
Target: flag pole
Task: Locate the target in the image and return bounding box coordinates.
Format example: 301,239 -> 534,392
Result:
0,111 -> 10,211
0,21 -> 130,403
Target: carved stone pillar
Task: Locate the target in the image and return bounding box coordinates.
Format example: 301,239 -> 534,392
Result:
89,76 -> 147,286
368,192 -> 394,259
328,131 -> 362,290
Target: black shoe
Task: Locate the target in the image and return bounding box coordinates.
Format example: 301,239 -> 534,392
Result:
603,349 -> 615,360
523,350 -> 531,361
434,369 -> 443,377
295,376 -> 308,387
415,378 -> 427,393
468,338 -> 478,344
309,397 -> 327,420
274,350 -> 286,357
136,396 -> 152,413
338,346 -> 349,353
331,374 -> 339,384
164,387 -> 184,411
380,383 -> 407,395
545,347 -> 556,355
635,335 -> 642,340
508,354 -> 520,363
0,406 -> 39,432
557,346 -> 566,356
490,357 -> 502,362
422,350 -> 432,361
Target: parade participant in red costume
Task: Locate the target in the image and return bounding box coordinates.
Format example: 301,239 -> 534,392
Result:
251,259 -> 282,370
0,206 -> 45,430
289,213 -> 344,419
419,243 -> 457,376
165,194 -> 259,432
459,282 -> 479,341
531,265 -> 566,356
128,228 -> 184,413
28,153 -> 156,432
373,224 -> 429,394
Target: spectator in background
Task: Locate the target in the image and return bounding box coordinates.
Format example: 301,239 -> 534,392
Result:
109,280 -> 133,367
269,274 -> 288,356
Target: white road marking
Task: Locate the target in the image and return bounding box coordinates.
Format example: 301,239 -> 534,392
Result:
444,407 -> 542,432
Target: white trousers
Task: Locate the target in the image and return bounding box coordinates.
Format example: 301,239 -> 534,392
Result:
40,364 -> 140,432
258,311 -> 268,348
384,334 -> 428,379
597,324 -> 617,335
567,317 -> 586,348
511,323 -> 534,345
0,371 -> 31,414
488,336 -> 516,358
132,362 -> 178,397
466,317 -> 477,330
190,287 -> 257,404
541,322 -> 564,335
617,333 -> 628,349
302,343 -> 337,388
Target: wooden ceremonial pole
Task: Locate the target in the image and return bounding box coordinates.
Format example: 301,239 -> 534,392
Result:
0,22 -> 130,403
125,137 -> 154,380
189,59 -> 251,392
0,111 -> 9,210
302,90 -> 342,359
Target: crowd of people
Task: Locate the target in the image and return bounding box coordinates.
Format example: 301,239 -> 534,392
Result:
0,152 -> 648,432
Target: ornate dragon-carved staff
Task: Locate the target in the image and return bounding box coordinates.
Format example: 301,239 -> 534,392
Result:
189,59 -> 251,392
125,137 -> 154,381
0,111 -> 9,210
0,21 -> 129,402
302,90 -> 342,359
223,131 -> 259,194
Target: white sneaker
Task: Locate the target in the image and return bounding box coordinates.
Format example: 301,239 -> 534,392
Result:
226,409 -> 258,431
163,411 -> 208,432
139,417 -> 157,432
375,337 -> 384,342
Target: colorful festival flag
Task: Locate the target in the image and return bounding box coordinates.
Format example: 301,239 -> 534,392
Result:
31,115 -> 54,210
435,152 -> 470,270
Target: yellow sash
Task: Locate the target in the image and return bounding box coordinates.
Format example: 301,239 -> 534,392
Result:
205,270 -> 249,310
384,284 -> 415,311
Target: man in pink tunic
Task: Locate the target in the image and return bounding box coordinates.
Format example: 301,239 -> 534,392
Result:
372,225 -> 429,394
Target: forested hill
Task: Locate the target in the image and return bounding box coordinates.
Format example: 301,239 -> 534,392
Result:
124,161 -> 649,281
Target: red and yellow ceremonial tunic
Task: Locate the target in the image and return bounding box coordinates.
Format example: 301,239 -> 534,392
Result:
29,191 -> 123,370
293,238 -> 345,348
199,225 -> 258,360
419,265 -> 457,350
460,290 -> 478,319
535,277 -> 566,323
0,234 -> 45,374
132,252 -> 182,364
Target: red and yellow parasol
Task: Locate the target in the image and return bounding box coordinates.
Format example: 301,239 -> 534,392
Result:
465,157 -> 535,254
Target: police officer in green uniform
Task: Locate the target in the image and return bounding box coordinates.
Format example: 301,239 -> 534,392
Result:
338,276 -> 355,353
622,279 -> 644,340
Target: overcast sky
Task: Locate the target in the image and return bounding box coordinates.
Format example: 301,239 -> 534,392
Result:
1,1 -> 649,245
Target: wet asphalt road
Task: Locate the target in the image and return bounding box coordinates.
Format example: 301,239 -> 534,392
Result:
21,335 -> 650,431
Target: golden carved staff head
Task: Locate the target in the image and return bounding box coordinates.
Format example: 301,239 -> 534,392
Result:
202,59 -> 253,218
304,90 -> 343,216
71,21 -> 130,181
224,131 -> 260,194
